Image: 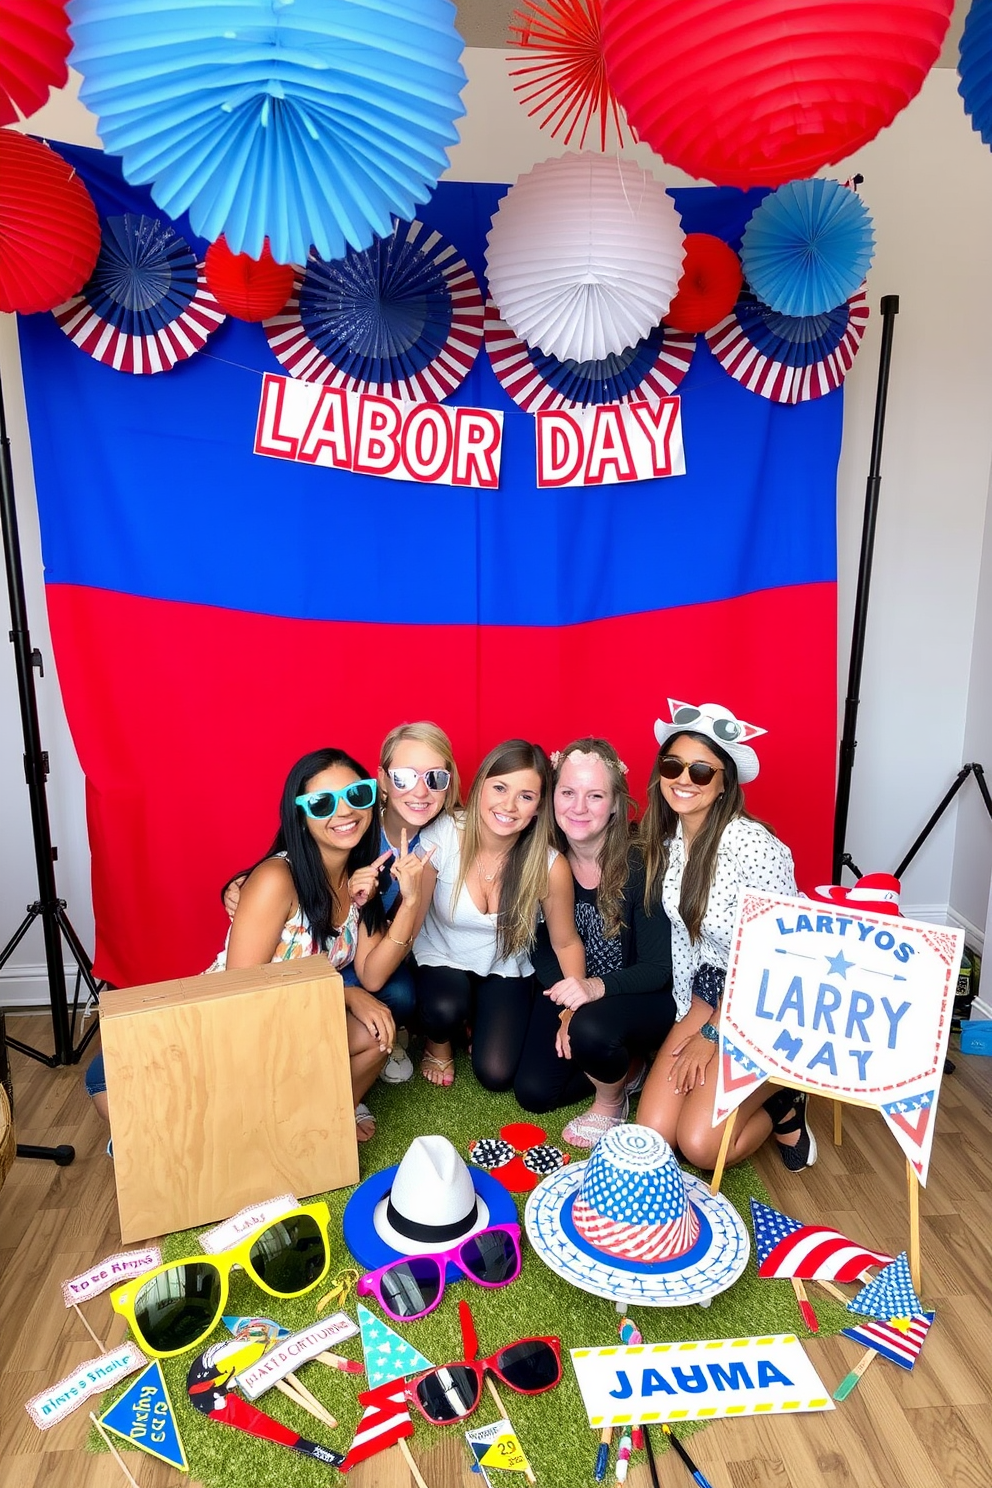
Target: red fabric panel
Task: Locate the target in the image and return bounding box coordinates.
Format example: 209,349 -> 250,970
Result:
46,582 -> 836,987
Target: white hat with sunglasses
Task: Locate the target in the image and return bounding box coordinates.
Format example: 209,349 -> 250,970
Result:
654,698 -> 766,784
343,1134 -> 517,1272
525,1124 -> 750,1306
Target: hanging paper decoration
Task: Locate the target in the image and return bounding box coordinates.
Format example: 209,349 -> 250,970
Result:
0,0 -> 72,125
265,220 -> 483,401
67,0 -> 467,265
706,286 -> 869,404
958,0 -> 992,148
847,1252 -> 925,1321
740,180 -> 875,319
665,233 -> 743,334
600,0 -> 954,188
53,213 -> 225,374
750,1199 -> 894,1282
486,152 -> 685,363
507,0 -> 626,151
485,299 -> 694,413
204,238 -> 294,323
0,131 -> 100,315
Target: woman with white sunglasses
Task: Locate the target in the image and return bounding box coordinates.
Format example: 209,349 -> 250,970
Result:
636,701 -> 815,1171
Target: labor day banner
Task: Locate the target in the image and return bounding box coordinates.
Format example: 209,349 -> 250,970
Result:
714,892 -> 963,1184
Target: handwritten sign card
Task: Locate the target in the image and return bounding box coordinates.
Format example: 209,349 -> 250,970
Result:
62,1247 -> 162,1306
26,1344 -> 147,1430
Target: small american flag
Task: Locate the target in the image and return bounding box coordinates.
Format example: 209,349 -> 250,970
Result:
750,1199 -> 894,1281
841,1311 -> 935,1370
339,1387 -> 412,1471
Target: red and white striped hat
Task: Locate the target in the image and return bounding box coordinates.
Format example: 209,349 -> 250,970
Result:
808,873 -> 902,917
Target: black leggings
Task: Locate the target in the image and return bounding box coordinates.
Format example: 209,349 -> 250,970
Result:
513,986 -> 678,1114
416,964 -> 536,1091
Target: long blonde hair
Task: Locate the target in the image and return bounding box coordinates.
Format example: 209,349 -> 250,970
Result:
552,738 -> 636,941
455,739 -> 554,959
379,721 -> 462,815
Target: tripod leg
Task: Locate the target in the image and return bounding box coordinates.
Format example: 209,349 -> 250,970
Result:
17,1142 -> 75,1165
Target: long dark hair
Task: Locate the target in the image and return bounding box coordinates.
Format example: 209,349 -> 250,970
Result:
640,733 -> 768,940
254,747 -> 385,951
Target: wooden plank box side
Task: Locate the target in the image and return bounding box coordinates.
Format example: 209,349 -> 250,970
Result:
101,963 -> 358,1243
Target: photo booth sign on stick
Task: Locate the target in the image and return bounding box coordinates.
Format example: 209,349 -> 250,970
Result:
714,891 -> 962,1184
26,1344 -> 147,1429
62,1246 -> 162,1305
234,1313 -> 359,1399
570,1335 -> 833,1426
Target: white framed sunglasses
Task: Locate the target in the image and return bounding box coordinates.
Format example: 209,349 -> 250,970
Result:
388,767 -> 451,792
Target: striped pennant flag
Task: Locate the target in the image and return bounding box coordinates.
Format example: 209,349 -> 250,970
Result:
841,1311 -> 935,1371
750,1199 -> 894,1281
339,1386 -> 412,1471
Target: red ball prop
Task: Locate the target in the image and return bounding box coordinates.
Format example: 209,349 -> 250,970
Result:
204,236 -> 295,321
0,131 -> 100,314
601,0 -> 953,188
665,234 -> 743,333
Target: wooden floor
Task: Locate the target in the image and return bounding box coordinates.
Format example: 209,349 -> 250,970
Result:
2,1011 -> 991,1488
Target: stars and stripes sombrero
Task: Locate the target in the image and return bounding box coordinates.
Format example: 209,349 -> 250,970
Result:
53,213 -> 225,374
264,219 -> 483,402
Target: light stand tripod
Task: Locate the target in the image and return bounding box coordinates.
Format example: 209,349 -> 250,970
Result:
0,364 -> 103,1165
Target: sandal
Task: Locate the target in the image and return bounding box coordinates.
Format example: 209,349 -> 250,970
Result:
355,1103 -> 376,1142
766,1088 -> 817,1172
420,1052 -> 455,1088
562,1095 -> 629,1150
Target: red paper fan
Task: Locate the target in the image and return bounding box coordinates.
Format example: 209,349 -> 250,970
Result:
0,131 -> 100,314
204,236 -> 295,321
601,0 -> 953,187
0,0 -> 72,126
665,233 -> 743,333
508,0 -> 626,151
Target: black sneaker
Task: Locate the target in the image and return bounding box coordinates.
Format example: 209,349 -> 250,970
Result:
774,1091 -> 818,1172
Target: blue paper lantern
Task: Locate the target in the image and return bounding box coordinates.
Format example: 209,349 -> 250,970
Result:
740,179 -> 875,320
959,0 -> 992,148
68,0 -> 467,265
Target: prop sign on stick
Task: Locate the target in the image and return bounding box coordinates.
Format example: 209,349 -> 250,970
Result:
99,1360 -> 188,1471
714,891 -> 962,1184
62,1247 -> 162,1305
570,1335 -> 833,1426
234,1314 -> 360,1399
200,1194 -> 297,1253
466,1418 -> 534,1481
187,1342 -> 344,1468
26,1344 -> 147,1429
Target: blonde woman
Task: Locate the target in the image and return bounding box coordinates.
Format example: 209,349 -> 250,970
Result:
414,739 -> 585,1089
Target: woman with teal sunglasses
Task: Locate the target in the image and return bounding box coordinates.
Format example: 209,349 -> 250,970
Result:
213,747 -> 435,1140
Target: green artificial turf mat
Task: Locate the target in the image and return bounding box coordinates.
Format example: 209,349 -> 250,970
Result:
90,1055 -> 852,1485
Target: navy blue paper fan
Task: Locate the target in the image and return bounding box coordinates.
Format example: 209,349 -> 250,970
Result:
706,286 -> 869,403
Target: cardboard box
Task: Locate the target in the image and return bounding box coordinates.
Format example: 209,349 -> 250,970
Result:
100,959 -> 358,1242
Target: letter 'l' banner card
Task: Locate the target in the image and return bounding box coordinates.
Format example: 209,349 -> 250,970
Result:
18,145 -> 842,990
570,1335 -> 833,1426
715,892 -> 963,1184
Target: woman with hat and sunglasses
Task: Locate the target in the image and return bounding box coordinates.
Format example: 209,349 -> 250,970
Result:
635,701 -> 816,1171
216,746 -> 435,1140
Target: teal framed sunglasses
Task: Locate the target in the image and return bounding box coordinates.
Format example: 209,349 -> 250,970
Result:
295,779 -> 378,818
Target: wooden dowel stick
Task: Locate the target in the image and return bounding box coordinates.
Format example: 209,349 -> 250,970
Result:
709,1106 -> 737,1196
287,1370 -> 338,1428
73,1303 -> 107,1354
791,1277 -> 819,1333
397,1436 -> 430,1488
833,1348 -> 876,1400
833,1100 -> 843,1146
907,1161 -> 922,1296
814,1278 -> 850,1304
274,1376 -> 337,1430
89,1412 -> 141,1488
485,1378 -> 536,1486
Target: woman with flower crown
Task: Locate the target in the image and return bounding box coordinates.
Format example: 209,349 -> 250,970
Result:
513,737 -> 677,1147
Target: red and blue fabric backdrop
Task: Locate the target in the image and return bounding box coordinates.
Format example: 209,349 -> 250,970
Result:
18,144 -> 840,988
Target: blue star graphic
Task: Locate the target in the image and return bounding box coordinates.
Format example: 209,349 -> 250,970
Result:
826,950 -> 856,978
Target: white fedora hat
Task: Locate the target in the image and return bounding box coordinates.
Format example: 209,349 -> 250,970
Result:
343,1135 -> 516,1272
525,1124 -> 749,1306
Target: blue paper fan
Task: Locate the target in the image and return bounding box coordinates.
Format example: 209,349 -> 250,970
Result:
705,285 -> 869,404
741,179 -> 875,319
265,219 -> 483,401
68,0 -> 467,265
485,299 -> 695,413
959,0 -> 992,147
53,213 -> 225,373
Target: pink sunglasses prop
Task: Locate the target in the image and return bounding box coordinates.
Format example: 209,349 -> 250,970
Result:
356,1223 -> 522,1321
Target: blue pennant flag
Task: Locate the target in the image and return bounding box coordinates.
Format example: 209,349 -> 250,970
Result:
99,1360 -> 188,1472
848,1252 -> 924,1322
358,1302 -> 435,1390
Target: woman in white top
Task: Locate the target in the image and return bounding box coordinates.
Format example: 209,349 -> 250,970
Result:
636,701 -> 816,1171
415,738 -> 585,1089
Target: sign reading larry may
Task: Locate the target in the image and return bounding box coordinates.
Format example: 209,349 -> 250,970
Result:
714,892 -> 963,1184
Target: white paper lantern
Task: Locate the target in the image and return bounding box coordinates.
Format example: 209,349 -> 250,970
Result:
485,152 -> 685,363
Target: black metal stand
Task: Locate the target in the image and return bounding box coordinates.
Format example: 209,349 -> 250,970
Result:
833,294 -> 900,883
1,363 -> 104,1164
893,762 -> 992,880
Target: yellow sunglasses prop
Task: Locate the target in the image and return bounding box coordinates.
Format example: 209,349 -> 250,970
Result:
110,1201 -> 332,1358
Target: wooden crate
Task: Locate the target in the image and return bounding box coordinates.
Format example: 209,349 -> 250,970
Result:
100,959 -> 357,1242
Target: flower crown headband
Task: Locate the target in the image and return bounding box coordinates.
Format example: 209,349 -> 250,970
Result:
550,747 -> 628,776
